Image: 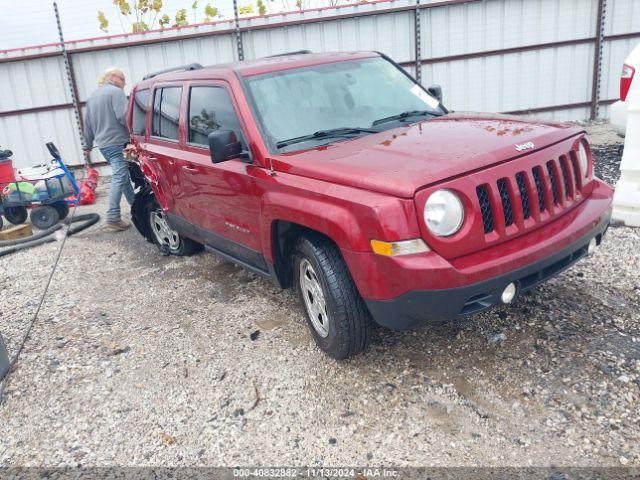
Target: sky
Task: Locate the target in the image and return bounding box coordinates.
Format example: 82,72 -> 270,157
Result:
0,0 -> 301,51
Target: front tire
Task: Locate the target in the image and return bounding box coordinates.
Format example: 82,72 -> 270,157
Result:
294,235 -> 373,359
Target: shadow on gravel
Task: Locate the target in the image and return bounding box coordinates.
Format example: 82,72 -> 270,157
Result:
592,143 -> 623,186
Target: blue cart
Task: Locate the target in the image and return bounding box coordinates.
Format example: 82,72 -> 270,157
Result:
0,142 -> 80,230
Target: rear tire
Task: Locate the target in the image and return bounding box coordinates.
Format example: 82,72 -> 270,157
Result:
143,195 -> 202,256
30,205 -> 60,230
3,206 -> 28,225
294,234 -> 373,359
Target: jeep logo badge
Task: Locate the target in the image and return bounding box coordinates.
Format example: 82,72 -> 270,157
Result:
515,142 -> 535,152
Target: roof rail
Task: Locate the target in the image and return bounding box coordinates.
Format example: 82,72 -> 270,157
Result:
142,63 -> 203,80
265,50 -> 312,58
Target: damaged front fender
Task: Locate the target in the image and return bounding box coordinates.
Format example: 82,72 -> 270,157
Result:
132,157 -> 171,212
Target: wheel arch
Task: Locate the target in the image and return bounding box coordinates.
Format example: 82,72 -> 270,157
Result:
130,160 -> 170,212
269,219 -> 352,289
131,183 -> 155,243
260,192 -> 366,289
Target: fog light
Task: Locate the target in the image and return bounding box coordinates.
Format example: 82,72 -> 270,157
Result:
587,238 -> 597,255
501,283 -> 517,304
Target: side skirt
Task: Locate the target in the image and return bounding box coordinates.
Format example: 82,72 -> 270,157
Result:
165,213 -> 280,285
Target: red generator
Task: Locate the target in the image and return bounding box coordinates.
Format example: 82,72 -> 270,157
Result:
0,150 -> 18,229
0,158 -> 15,186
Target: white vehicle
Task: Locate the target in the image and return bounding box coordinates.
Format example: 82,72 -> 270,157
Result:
609,43 -> 640,136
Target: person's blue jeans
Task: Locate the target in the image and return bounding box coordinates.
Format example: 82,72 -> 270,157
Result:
99,145 -> 135,222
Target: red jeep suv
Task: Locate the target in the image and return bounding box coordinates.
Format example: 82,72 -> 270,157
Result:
127,51 -> 613,359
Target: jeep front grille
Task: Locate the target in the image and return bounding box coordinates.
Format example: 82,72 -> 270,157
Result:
476,153 -> 583,236
476,185 -> 494,234
546,161 -> 560,205
515,172 -> 531,219
497,179 -> 514,227
531,166 -> 546,213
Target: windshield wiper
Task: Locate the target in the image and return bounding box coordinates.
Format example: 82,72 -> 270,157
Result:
276,127 -> 377,149
371,110 -> 439,126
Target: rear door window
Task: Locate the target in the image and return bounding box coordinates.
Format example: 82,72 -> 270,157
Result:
151,86 -> 182,141
131,89 -> 149,136
188,86 -> 244,147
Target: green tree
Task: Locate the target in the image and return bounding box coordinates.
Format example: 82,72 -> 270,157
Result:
174,8 -> 188,26
98,0 -> 222,33
204,3 -> 219,21
253,0 -> 316,15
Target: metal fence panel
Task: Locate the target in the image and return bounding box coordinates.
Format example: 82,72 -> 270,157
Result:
422,42 -> 595,113
0,56 -> 70,111
71,34 -> 237,102
0,108 -> 82,169
421,0 -> 597,58
598,0 -> 640,120
606,0 -> 640,36
243,10 -> 414,61
599,36 -> 639,119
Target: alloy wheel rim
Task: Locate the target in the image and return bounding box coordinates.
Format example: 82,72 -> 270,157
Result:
150,209 -> 180,249
299,258 -> 330,338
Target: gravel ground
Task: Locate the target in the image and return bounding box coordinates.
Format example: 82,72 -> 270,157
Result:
0,123 -> 638,468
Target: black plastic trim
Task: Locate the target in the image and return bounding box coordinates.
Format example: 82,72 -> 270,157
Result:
166,212 -> 271,278
143,63 -> 203,80
365,211 -> 611,330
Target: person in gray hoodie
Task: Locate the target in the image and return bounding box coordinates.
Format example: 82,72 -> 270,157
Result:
83,67 -> 134,232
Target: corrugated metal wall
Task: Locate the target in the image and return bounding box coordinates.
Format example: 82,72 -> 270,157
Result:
419,0 -> 598,120
599,0 -> 640,119
0,0 -> 638,168
0,55 -> 78,167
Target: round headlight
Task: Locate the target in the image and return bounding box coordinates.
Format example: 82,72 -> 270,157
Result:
424,189 -> 464,237
577,142 -> 590,179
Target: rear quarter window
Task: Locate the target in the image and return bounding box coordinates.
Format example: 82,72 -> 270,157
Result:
132,89 -> 149,136
151,86 -> 182,141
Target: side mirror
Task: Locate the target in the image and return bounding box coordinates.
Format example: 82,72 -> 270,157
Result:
208,130 -> 244,164
427,84 -> 443,104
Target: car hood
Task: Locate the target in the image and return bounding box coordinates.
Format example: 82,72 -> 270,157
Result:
271,112 -> 583,198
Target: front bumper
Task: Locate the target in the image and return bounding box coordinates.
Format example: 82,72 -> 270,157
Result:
364,208 -> 611,330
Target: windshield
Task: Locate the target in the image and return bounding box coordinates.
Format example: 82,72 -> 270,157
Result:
244,57 -> 445,152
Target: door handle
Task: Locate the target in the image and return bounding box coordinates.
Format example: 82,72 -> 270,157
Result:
181,165 -> 199,173
147,156 -> 158,161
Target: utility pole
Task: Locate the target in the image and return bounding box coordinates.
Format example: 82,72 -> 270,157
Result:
53,2 -> 89,166
233,0 -> 245,61
590,0 -> 606,120
414,0 -> 422,84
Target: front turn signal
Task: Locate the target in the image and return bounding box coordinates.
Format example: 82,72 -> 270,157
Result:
370,238 -> 430,257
